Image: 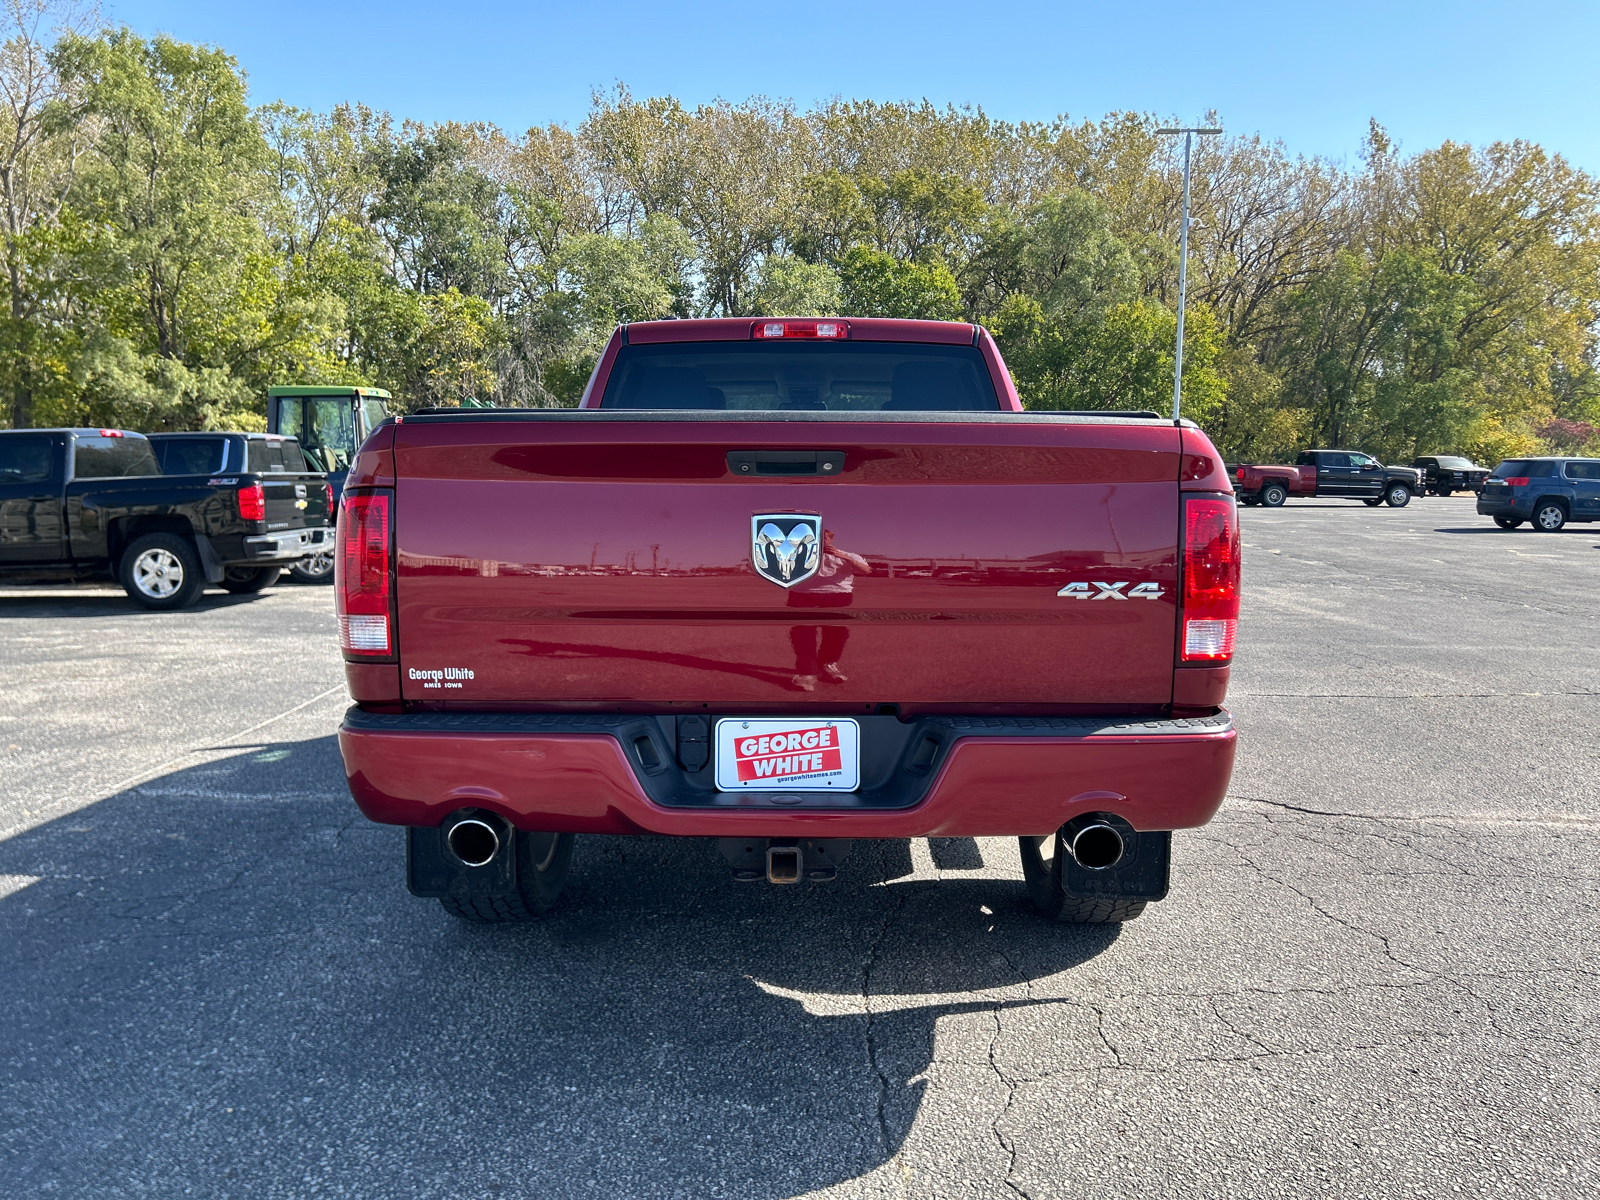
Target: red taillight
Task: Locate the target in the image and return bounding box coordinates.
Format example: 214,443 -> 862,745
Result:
1502,477 -> 1529,487
237,483 -> 265,521
325,486 -> 335,518
752,320 -> 848,339
1235,467 -> 1245,479
1181,497 -> 1240,662
337,492 -> 391,656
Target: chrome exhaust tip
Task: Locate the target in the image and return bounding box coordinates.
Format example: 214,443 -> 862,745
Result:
1068,821 -> 1125,871
446,818 -> 501,868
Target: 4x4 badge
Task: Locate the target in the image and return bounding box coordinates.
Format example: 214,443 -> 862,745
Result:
1058,581 -> 1165,600
752,513 -> 821,587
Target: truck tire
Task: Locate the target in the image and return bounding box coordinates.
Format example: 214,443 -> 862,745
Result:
1017,833 -> 1147,924
1260,483 -> 1287,507
221,565 -> 282,593
1362,498 -> 1383,506
289,550 -> 335,585
1384,484 -> 1412,507
120,534 -> 205,610
1493,516 -> 1523,530
1532,500 -> 1567,532
439,831 -> 576,923
1436,486 -> 1453,497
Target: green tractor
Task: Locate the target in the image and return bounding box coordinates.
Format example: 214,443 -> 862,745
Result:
267,386 -> 391,583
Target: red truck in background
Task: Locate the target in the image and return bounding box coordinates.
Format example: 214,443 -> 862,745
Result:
1234,450 -> 1423,508
335,317 -> 1240,928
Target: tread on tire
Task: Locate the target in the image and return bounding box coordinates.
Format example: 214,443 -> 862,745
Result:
222,565 -> 282,593
1018,833 -> 1149,924
439,831 -> 575,923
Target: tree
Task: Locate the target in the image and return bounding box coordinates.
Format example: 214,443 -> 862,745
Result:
2,53 -> 1594,450
0,0 -> 96,427
51,29 -> 313,427
259,100 -> 390,263
749,255 -> 841,316
837,246 -> 961,320
994,292 -> 1225,419
370,123 -> 508,303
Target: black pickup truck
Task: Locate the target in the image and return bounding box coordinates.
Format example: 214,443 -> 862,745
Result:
0,428 -> 331,609
1411,455 -> 1490,496
149,431 -> 337,585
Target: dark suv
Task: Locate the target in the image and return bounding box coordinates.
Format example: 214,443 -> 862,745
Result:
1477,458 -> 1600,531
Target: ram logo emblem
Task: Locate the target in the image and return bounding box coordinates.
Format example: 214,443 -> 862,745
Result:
751,513 -> 821,587
1058,581 -> 1165,600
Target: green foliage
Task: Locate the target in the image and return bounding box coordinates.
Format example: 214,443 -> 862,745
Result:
750,255 -> 843,316
837,246 -> 962,320
972,192 -> 1142,319
0,26 -> 1594,455
371,125 -> 507,300
994,292 -> 1225,419
39,29 -> 329,428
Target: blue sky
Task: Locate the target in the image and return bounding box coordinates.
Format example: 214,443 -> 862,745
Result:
107,0 -> 1600,171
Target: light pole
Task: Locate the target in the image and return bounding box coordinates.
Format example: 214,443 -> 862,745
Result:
1155,125 -> 1221,423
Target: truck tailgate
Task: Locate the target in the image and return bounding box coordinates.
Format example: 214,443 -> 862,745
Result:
391,418 -> 1182,709
258,471 -> 329,531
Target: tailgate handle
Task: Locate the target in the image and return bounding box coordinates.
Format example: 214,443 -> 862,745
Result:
727,450 -> 845,477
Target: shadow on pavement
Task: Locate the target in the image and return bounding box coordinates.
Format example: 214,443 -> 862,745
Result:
1432,526 -> 1593,535
1244,502 -> 1373,509
0,588 -> 280,617
0,736 -> 1115,1197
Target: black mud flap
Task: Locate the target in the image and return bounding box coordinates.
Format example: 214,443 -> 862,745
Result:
405,812 -> 516,899
1059,814 -> 1170,902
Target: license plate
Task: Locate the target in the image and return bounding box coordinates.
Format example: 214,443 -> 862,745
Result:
714,718 -> 860,792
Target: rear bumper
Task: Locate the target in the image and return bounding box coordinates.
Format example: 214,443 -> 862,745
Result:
243,526 -> 332,562
338,708 -> 1236,838
1476,493 -> 1528,516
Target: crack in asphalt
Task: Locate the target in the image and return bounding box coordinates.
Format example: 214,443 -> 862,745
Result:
986,1008 -> 1031,1200
1232,794 -> 1600,831
978,935 -> 1035,1199
1087,1002 -> 1128,1070
861,885 -> 910,1159
1231,846 -> 1427,977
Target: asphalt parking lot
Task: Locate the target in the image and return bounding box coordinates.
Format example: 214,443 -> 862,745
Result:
2,494 -> 1597,1199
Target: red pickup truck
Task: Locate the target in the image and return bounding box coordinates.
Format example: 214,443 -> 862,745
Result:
335,317 -> 1239,927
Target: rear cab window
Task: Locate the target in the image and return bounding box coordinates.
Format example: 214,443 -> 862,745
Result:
73,434 -> 160,478
153,437 -> 228,475
247,438 -> 311,473
598,342 -> 1001,411
0,433 -> 58,483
